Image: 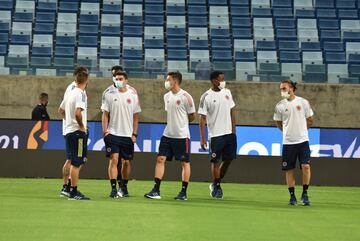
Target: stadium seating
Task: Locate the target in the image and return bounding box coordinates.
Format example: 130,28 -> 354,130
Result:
0,0 -> 358,82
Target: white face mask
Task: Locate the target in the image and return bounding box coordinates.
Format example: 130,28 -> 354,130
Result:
164,81 -> 172,90
113,77 -> 125,89
218,81 -> 226,90
281,91 -> 290,99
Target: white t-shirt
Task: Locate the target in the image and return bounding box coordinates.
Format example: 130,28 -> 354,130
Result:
273,96 -> 314,145
60,81 -> 76,135
163,89 -> 195,139
101,87 -> 141,137
198,88 -> 235,139
63,87 -> 87,136
101,84 -> 136,111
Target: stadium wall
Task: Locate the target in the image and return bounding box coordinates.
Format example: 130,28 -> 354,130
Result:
0,76 -> 359,128
0,149 -> 359,186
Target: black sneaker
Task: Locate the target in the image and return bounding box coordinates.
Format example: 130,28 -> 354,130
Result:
289,196 -> 297,206
109,189 -> 119,198
211,186 -> 223,199
144,189 -> 161,199
60,187 -> 70,198
301,193 -> 311,206
68,190 -> 90,200
174,192 -> 187,201
118,187 -> 129,198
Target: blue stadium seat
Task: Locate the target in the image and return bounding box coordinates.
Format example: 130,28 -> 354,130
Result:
320,30 -> 341,43
349,54 -> 360,64
0,1 -> 13,11
230,7 -> 250,17
315,0 -> 335,9
212,39 -> 232,50
252,8 -> 272,17
79,24 -> 99,36
295,9 -> 316,19
189,40 -> 209,50
210,29 -> 231,39
54,58 -> 74,69
338,10 -> 359,19
0,45 -> 7,56
144,39 -> 164,49
55,46 -> 75,57
167,28 -> 186,38
301,42 -> 321,51
123,49 -> 143,59
123,16 -> 143,25
123,26 -> 143,37
209,0 -> 227,5
36,12 -> 56,23
122,59 -> 144,72
303,64 -> 327,83
37,2 -> 57,12
79,36 -> 98,47
280,51 -> 301,63
339,77 -> 360,84
34,23 -> 54,34
14,12 -> 33,22
144,3 -> 163,15
278,40 -> 299,51
31,57 -> 52,67
11,35 -> 31,45
167,38 -> 186,49
167,49 -> 187,60
343,32 -> 360,42
325,52 -> 346,64
31,47 -> 52,57
145,15 -> 164,26
56,36 -> 76,46
235,51 -> 255,61
274,18 -> 295,29
273,8 -> 293,18
0,23 -> 9,33
79,14 -> 99,25
232,28 -> 252,39
349,64 -> 360,77
0,33 -> 8,44
188,16 -> 208,27
316,9 -> 337,19
59,2 -> 79,13
276,29 -> 297,40
256,41 -> 276,50
100,48 -> 121,59
318,19 -> 339,30
231,17 -> 252,28
273,0 -> 292,8
188,5 -> 207,16
101,26 -> 121,36
102,3 -> 122,14
188,0 -> 206,4
323,42 -> 344,52
336,0 -> 356,9
167,5 -> 185,16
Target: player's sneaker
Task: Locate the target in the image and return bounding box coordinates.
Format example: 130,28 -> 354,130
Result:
289,196 -> 297,206
68,190 -> 90,200
60,187 -> 70,198
144,189 -> 161,199
301,193 -> 310,206
211,187 -> 223,199
118,187 -> 129,198
174,192 -> 187,201
109,189 -> 119,198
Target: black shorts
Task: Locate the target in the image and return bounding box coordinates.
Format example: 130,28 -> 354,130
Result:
65,131 -> 88,167
282,141 -> 311,170
64,135 -> 71,161
158,136 -> 190,162
104,134 -> 134,160
209,133 -> 237,162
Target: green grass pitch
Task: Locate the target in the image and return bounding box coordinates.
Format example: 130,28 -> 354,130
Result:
0,178 -> 359,241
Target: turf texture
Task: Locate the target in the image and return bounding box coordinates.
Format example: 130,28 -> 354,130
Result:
0,178 -> 359,241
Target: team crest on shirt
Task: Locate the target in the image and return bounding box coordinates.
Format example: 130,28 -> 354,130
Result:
176,100 -> 181,105
225,95 -> 230,100
296,105 -> 301,111
127,98 -> 132,104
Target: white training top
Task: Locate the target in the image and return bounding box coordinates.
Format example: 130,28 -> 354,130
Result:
163,89 -> 195,139
101,84 -> 136,111
101,87 -> 141,137
273,96 -> 314,145
63,87 -> 87,136
60,81 -> 76,135
198,88 -> 235,139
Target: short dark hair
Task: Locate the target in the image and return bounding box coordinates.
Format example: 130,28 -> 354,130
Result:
111,65 -> 123,73
281,79 -> 297,91
73,66 -> 88,76
210,71 -> 224,81
114,70 -> 128,79
39,92 -> 48,101
75,66 -> 89,84
167,71 -> 182,84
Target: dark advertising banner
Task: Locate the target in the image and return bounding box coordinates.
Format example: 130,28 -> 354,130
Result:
0,120 -> 359,158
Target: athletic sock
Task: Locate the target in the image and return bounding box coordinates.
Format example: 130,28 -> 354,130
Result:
117,178 -> 122,189
181,181 -> 188,194
288,187 -> 295,197
213,178 -> 221,188
122,179 -> 129,189
66,179 -> 71,189
302,184 -> 309,196
110,179 -> 117,191
154,178 -> 161,191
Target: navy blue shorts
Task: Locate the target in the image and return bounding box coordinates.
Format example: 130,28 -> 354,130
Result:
282,141 -> 311,170
158,136 -> 190,162
64,135 -> 71,160
209,133 -> 237,162
104,134 -> 134,160
65,131 -> 88,167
